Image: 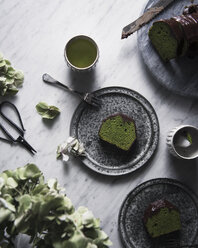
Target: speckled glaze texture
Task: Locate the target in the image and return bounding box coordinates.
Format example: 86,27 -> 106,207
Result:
119,178 -> 198,248
70,87 -> 159,176
137,0 -> 198,98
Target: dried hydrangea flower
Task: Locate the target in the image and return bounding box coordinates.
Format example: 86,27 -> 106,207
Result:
0,52 -> 24,96
57,137 -> 86,161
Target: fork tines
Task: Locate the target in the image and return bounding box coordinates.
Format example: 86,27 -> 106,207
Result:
83,93 -> 102,108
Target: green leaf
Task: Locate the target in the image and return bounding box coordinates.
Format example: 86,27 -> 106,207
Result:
87,244 -> 97,248
0,76 -> 6,82
36,102 -> 60,120
6,67 -> 15,78
14,70 -> 24,87
0,198 -> 16,212
16,166 -> 27,180
0,208 -> 12,223
5,77 -> 14,85
17,194 -> 32,214
23,163 -> 42,179
14,214 -> 30,233
5,85 -> 18,96
6,177 -> 18,188
4,59 -> 11,65
0,60 -> 6,68
14,70 -> 24,80
53,230 -> 89,248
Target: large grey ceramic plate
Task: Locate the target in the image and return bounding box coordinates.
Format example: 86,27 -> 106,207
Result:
137,0 -> 198,98
119,178 -> 198,248
70,87 -> 159,176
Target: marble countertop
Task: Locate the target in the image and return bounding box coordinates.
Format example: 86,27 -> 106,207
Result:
0,0 -> 198,247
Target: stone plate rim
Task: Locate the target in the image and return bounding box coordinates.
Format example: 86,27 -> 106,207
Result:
70,86 -> 159,176
137,0 -> 198,99
118,178 -> 198,248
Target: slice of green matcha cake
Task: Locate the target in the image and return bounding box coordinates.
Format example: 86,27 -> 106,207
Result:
148,19 -> 187,61
98,114 -> 136,151
143,199 -> 181,238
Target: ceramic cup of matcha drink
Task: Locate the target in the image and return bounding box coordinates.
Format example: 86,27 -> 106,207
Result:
166,125 -> 198,160
64,35 -> 99,72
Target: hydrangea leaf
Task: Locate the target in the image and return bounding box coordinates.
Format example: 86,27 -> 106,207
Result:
6,85 -> 18,95
6,67 -> 15,78
0,60 -> 6,68
0,208 -> 12,223
16,195 -> 32,214
6,177 -> 18,188
23,163 -> 42,179
0,198 -> 16,213
36,102 -> 60,120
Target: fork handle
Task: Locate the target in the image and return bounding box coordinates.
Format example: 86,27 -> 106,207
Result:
42,73 -> 82,98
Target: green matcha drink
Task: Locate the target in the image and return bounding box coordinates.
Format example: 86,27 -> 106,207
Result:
65,35 -> 98,71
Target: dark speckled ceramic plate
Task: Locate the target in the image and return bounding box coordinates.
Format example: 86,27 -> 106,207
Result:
70,87 -> 159,176
119,178 -> 198,248
137,0 -> 198,98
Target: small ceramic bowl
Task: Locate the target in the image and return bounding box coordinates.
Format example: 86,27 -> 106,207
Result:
166,125 -> 198,160
64,35 -> 99,72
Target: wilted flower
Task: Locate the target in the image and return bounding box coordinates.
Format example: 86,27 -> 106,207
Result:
57,137 -> 86,161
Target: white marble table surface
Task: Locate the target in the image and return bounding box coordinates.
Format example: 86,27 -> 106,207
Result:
0,0 -> 198,247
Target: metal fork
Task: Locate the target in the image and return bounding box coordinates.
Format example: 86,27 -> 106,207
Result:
42,73 -> 101,108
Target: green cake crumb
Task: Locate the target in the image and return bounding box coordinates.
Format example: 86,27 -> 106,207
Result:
98,114 -> 136,151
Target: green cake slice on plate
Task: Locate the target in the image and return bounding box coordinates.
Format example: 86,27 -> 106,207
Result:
98,114 -> 136,151
143,199 -> 181,238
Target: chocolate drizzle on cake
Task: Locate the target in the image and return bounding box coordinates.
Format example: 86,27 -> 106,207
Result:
183,4 -> 198,15
162,18 -> 185,56
143,199 -> 179,224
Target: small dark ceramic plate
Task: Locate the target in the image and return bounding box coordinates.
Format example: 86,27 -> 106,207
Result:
70,87 -> 159,176
137,0 -> 198,98
118,178 -> 198,248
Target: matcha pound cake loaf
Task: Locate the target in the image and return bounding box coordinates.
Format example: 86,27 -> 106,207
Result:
143,199 -> 181,238
98,114 -> 136,151
149,5 -> 198,61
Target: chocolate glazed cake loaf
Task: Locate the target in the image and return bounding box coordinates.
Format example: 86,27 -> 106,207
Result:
149,5 -> 198,61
